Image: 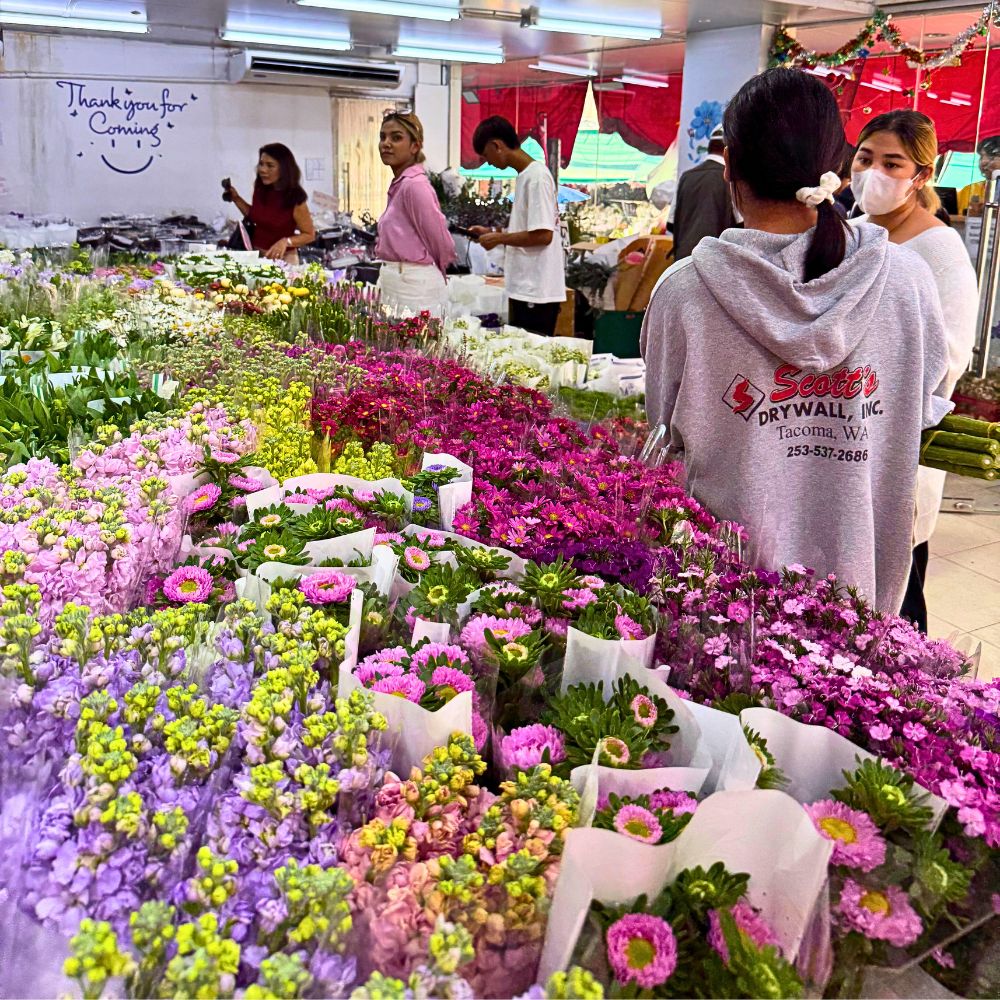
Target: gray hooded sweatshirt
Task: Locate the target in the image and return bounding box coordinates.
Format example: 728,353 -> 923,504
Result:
641,223 -> 952,613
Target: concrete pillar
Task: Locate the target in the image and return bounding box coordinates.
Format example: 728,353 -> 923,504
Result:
677,23 -> 770,175
413,61 -> 452,172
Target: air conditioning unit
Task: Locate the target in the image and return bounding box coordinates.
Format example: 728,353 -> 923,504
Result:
227,50 -> 404,90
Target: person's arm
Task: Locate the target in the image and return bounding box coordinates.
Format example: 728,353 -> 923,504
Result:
228,187 -> 252,218
402,179 -> 456,272
478,228 -> 552,250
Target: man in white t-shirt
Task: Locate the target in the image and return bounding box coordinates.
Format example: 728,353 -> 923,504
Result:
469,116 -> 566,335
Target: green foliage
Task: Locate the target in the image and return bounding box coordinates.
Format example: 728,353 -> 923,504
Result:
832,757 -> 934,834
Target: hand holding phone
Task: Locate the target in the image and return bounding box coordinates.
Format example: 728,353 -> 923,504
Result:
221,177 -> 233,202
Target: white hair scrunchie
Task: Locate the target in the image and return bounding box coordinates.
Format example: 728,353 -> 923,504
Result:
795,171 -> 841,208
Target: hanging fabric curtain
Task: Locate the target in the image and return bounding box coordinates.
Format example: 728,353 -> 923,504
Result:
460,81 -> 589,169
832,47 -> 1000,151
593,76 -> 684,156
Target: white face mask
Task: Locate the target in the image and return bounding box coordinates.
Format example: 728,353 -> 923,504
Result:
851,167 -> 916,216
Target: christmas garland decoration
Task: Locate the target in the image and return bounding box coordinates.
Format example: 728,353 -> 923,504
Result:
770,2 -> 998,71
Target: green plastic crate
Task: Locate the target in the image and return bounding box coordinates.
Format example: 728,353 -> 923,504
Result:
593,310 -> 645,358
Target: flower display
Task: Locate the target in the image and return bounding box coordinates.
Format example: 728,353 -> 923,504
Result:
835,880 -> 923,948
805,800 -> 887,872
605,913 -> 678,988
500,724 -> 566,771
299,569 -> 357,605
161,565 -> 214,604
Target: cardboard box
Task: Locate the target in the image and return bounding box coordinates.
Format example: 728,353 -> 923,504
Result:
614,235 -> 674,312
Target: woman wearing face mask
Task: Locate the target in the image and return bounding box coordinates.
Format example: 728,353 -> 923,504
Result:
641,69 -> 952,614
374,112 -> 456,318
225,143 -> 315,262
850,111 -> 978,632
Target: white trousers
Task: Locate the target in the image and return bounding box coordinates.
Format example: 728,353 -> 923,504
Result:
376,262 -> 447,318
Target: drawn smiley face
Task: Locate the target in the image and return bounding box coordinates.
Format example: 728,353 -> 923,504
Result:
100,138 -> 154,175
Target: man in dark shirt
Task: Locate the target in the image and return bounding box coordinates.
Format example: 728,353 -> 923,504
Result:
671,124 -> 736,260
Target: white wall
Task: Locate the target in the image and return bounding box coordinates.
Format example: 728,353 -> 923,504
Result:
413,61 -> 452,173
0,32 -> 415,224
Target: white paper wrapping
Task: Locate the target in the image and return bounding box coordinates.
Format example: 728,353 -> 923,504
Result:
681,699 -> 763,794
245,473 -> 414,519
400,525 -> 525,579
538,789 -> 834,981
561,627 -> 656,691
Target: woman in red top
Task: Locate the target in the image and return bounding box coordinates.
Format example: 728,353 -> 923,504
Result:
225,143 -> 316,262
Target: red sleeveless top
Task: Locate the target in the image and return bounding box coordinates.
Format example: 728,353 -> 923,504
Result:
249,186 -> 298,252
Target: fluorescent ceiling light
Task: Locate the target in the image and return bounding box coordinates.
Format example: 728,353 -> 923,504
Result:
529,59 -> 595,77
529,13 -> 661,41
394,41 -> 503,63
0,1 -> 147,33
222,27 -> 351,51
615,74 -> 669,89
296,0 -> 458,21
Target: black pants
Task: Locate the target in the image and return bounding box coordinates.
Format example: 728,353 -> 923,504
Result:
900,541 -> 929,633
508,298 -> 562,336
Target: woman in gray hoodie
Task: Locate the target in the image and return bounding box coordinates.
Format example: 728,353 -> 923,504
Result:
641,69 -> 952,614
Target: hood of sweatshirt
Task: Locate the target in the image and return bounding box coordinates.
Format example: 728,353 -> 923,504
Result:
690,221 -> 891,371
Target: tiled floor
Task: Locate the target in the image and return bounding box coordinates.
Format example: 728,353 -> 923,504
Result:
926,474 -> 1000,681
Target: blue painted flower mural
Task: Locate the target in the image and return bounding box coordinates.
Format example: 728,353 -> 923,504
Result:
686,99 -> 725,164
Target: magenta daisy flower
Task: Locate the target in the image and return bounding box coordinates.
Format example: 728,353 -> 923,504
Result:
299,570 -> 356,605
615,612 -> 647,640
614,804 -> 663,844
600,736 -> 631,767
182,482 -> 222,515
282,493 -> 316,507
630,694 -> 658,728
805,800 -> 887,872
210,448 -> 241,464
459,614 -> 532,655
562,587 -> 597,611
836,879 -> 922,948
429,666 -> 476,701
409,642 -> 470,672
403,546 -> 432,572
372,674 -> 426,703
162,566 -> 214,604
708,902 -> 781,964
545,617 -> 569,638
412,528 -> 446,548
501,724 -> 566,770
228,474 -> 264,492
606,913 -> 677,989
648,789 -> 698,816
375,531 -> 405,545
354,660 -> 406,686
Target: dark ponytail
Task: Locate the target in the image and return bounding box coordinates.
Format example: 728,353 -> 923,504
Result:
724,68 -> 850,283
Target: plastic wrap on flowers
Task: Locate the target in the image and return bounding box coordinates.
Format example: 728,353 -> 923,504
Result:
538,789 -> 833,982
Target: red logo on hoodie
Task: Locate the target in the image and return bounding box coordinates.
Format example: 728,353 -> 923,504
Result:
770,363 -> 879,404
723,374 -> 765,420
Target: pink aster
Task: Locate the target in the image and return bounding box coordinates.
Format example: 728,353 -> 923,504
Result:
375,532 -> 405,545
546,617 -> 570,638
708,902 -> 781,964
459,614 -> 532,656
299,570 -> 356,605
614,804 -> 663,844
229,474 -> 265,493
372,674 -> 426,703
409,643 -> 470,672
836,879 -> 922,948
354,660 -> 406,686
429,666 -> 476,700
472,710 -> 488,752
649,789 -> 698,816
182,482 -> 222,514
580,574 -> 606,590
283,493 -> 316,507
805,800 -> 887,872
143,576 -> 164,605
615,612 -> 647,640
606,913 -> 677,989
403,546 -> 432,572
600,736 -> 631,767
562,587 -> 597,611
210,448 -> 241,464
501,724 -> 566,770
162,566 -> 214,604
630,694 -> 658,728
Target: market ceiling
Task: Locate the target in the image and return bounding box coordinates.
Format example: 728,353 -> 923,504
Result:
0,0 -> 993,83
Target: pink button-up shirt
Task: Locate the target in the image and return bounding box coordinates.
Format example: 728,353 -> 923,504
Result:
375,164 -> 456,274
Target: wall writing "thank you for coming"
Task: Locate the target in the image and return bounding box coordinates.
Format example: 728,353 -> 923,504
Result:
55,80 -> 198,175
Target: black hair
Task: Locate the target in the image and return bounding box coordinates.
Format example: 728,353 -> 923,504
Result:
472,116 -> 521,155
838,141 -> 856,180
724,68 -> 849,283
255,142 -> 308,209
707,137 -> 725,155
979,135 -> 1000,157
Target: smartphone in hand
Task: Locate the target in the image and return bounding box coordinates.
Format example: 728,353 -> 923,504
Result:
221,177 -> 233,202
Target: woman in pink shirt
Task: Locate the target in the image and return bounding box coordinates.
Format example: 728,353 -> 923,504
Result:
375,112 -> 456,317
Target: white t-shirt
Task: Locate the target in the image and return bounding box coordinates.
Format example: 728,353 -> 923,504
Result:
506,160 -> 566,304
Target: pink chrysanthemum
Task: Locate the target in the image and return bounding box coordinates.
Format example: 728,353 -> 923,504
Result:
409,643 -> 470,672
606,913 -> 677,989
375,532 -> 405,545
615,612 -> 647,640
413,529 -> 446,549
228,474 -> 264,493
472,710 -> 488,752
283,492 -> 316,507
805,800 -> 887,872
429,666 -> 476,700
403,546 -> 432,572
354,660 -> 406,686
299,570 -> 356,605
546,617 -> 570,638
501,724 -> 566,770
215,521 -> 239,536
459,614 -> 532,655
504,602 -> 543,626
372,674 -> 426,703
649,789 -> 698,816
562,587 -> 597,611
182,482 -> 222,514
836,879 -> 922,948
210,448 -> 241,464
307,488 -> 337,502
600,736 -> 631,767
580,574 -> 606,590
162,566 -> 214,604
614,804 -> 663,844
708,902 -> 781,964
352,489 -> 376,503
631,694 -> 658,728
